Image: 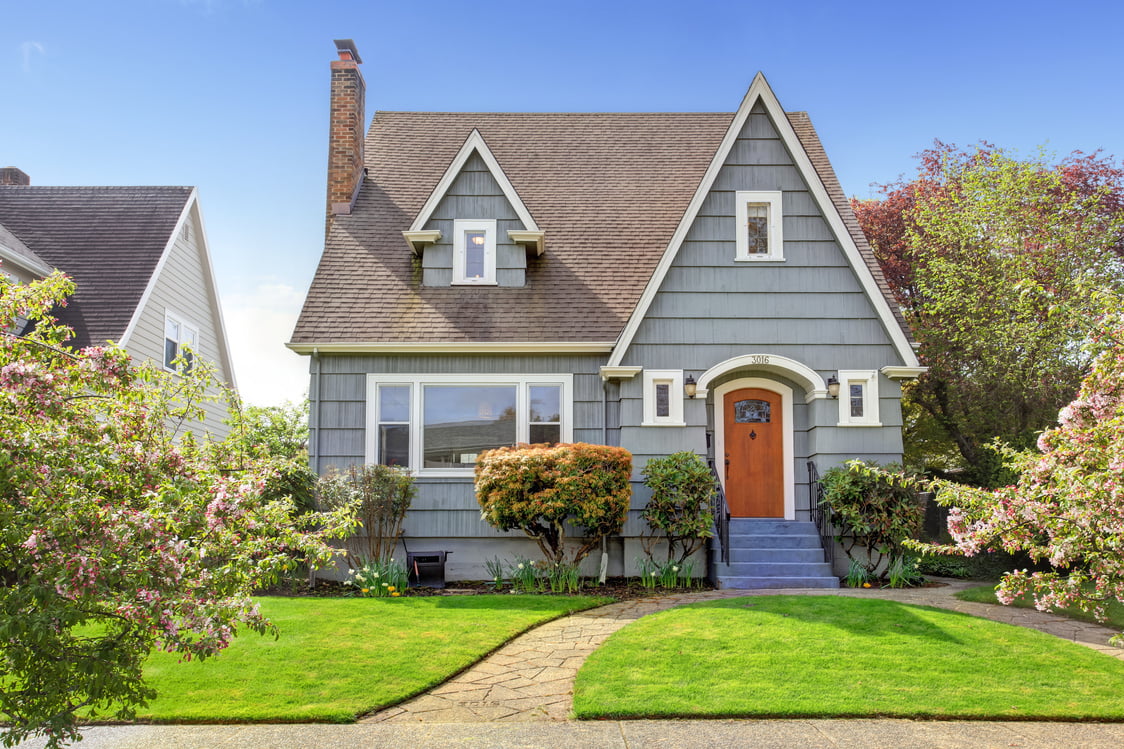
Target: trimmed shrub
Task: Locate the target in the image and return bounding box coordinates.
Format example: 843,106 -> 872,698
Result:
820,461 -> 923,575
475,443 -> 632,565
640,451 -> 715,565
317,464 -> 416,566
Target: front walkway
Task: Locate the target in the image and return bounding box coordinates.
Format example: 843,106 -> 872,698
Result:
363,579 -> 1123,723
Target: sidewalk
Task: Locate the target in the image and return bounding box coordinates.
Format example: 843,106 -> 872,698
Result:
18,581 -> 1124,748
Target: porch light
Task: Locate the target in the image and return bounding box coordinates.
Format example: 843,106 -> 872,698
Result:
684,374 -> 697,399
827,375 -> 840,399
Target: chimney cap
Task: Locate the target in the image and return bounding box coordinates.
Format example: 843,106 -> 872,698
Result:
333,39 -> 363,64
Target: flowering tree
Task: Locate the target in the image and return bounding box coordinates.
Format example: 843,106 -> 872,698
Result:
917,298 -> 1124,643
0,272 -> 355,747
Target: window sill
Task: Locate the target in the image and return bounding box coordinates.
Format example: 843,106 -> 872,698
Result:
836,422 -> 883,428
640,421 -> 687,428
451,280 -> 498,286
734,256 -> 786,263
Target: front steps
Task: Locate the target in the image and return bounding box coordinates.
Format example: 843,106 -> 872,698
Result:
711,518 -> 839,589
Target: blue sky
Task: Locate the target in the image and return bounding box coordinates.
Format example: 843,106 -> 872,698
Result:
4,0 -> 1122,405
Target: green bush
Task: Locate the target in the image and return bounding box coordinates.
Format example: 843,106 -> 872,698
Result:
640,452 -> 715,565
820,461 -> 923,575
317,464 -> 416,565
475,443 -> 632,565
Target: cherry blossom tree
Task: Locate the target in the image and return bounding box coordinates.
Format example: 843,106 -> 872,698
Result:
0,272 -> 354,747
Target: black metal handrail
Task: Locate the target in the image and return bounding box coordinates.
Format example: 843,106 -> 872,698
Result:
807,461 -> 834,567
708,460 -> 730,565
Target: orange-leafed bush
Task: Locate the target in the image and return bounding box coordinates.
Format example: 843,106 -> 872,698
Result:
475,443 -> 632,565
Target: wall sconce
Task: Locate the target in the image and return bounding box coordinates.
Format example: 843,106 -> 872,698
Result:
684,374 -> 697,399
827,375 -> 840,399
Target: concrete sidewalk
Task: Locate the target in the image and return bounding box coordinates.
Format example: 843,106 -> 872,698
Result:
25,719 -> 1124,748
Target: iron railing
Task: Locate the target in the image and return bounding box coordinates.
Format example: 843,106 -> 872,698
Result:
708,460 -> 731,565
807,460 -> 834,567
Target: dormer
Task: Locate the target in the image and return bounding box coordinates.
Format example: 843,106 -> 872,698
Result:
404,130 -> 543,287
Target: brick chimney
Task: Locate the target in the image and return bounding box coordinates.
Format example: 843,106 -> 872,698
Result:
327,39 -> 366,216
1,167 -> 30,186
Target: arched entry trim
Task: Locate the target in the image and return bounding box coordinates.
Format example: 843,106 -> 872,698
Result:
714,377 -> 795,520
696,353 -> 826,404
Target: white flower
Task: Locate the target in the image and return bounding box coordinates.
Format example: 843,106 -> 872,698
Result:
517,563 -> 524,570
672,566 -> 679,572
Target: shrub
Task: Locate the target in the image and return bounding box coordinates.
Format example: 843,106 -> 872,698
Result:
317,464 -> 416,565
475,443 -> 631,565
640,452 -> 715,565
820,461 -> 924,575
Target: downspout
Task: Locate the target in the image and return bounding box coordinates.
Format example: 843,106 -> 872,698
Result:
599,378 -> 609,584
308,347 -> 321,587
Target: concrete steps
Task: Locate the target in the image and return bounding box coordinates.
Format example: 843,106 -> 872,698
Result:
712,518 -> 839,590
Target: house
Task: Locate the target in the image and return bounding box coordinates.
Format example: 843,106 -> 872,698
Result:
0,168 -> 237,438
289,40 -> 925,586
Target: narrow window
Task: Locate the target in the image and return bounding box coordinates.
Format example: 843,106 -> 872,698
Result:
464,229 -> 487,280
837,370 -> 880,426
529,385 -> 562,443
452,219 -> 497,285
643,370 -> 685,426
378,385 -> 411,467
735,190 -> 783,261
849,382 -> 865,419
654,382 -> 671,418
163,312 -> 198,373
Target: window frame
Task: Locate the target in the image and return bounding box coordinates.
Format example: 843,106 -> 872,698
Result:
734,190 -> 784,262
452,218 -> 498,285
365,373 -> 574,476
642,369 -> 685,427
836,369 -> 881,426
163,310 -> 200,374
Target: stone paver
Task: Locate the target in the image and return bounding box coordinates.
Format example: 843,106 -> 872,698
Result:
363,579 -> 1123,724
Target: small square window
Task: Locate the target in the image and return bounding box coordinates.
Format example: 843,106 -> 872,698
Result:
837,370 -> 880,426
735,191 -> 783,261
643,370 -> 685,426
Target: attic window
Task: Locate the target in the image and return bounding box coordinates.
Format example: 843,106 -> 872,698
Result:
164,311 -> 199,373
735,190 -> 783,262
453,219 -> 496,285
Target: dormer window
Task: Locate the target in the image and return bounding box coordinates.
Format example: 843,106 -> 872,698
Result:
453,219 -> 496,285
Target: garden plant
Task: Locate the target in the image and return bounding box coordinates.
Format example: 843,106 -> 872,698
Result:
639,451 -> 714,566
317,463 -> 415,567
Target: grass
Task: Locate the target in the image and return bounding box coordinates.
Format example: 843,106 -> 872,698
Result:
956,583 -> 1124,631
135,594 -> 609,723
573,595 -> 1124,720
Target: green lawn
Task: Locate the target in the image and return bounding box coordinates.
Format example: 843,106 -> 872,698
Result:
956,583 -> 1124,632
573,596 -> 1124,720
136,594 -> 609,723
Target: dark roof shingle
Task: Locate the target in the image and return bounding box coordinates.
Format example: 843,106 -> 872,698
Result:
0,186 -> 191,348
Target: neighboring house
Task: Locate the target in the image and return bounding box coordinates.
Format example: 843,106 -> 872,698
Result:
289,41 -> 925,586
0,168 -> 236,438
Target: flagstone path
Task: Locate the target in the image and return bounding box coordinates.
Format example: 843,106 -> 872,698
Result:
361,579 -> 1123,724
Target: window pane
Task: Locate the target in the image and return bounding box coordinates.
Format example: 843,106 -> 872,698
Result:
423,385 -> 516,468
529,385 -> 561,423
164,338 -> 178,369
464,230 -> 486,279
746,203 -> 768,254
379,424 -> 410,467
849,383 -> 864,418
379,385 -> 410,422
165,318 -> 179,340
529,423 -> 561,445
734,399 -> 770,423
655,382 -> 671,418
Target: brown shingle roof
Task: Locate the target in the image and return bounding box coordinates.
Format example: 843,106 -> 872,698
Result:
291,110 -> 909,346
0,186 -> 191,348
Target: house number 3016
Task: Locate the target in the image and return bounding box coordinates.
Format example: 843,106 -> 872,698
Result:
750,355 -> 770,365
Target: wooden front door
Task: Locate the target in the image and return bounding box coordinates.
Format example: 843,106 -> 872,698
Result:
723,388 -> 784,517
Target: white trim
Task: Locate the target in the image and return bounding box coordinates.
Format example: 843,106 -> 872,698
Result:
881,365 -> 927,380
402,230 -> 442,255
0,226 -> 53,277
452,218 -> 497,285
606,73 -> 920,369
507,229 -> 545,256
695,353 -> 826,403
641,369 -> 685,427
365,373 -> 574,477
286,341 -> 614,355
408,129 -> 540,234
599,365 -> 642,381
837,369 -> 880,426
714,377 -> 795,520
735,190 -> 784,261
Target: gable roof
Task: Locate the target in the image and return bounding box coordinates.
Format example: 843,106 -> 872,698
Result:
290,89 -> 914,362
0,219 -> 53,277
0,185 -> 192,348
